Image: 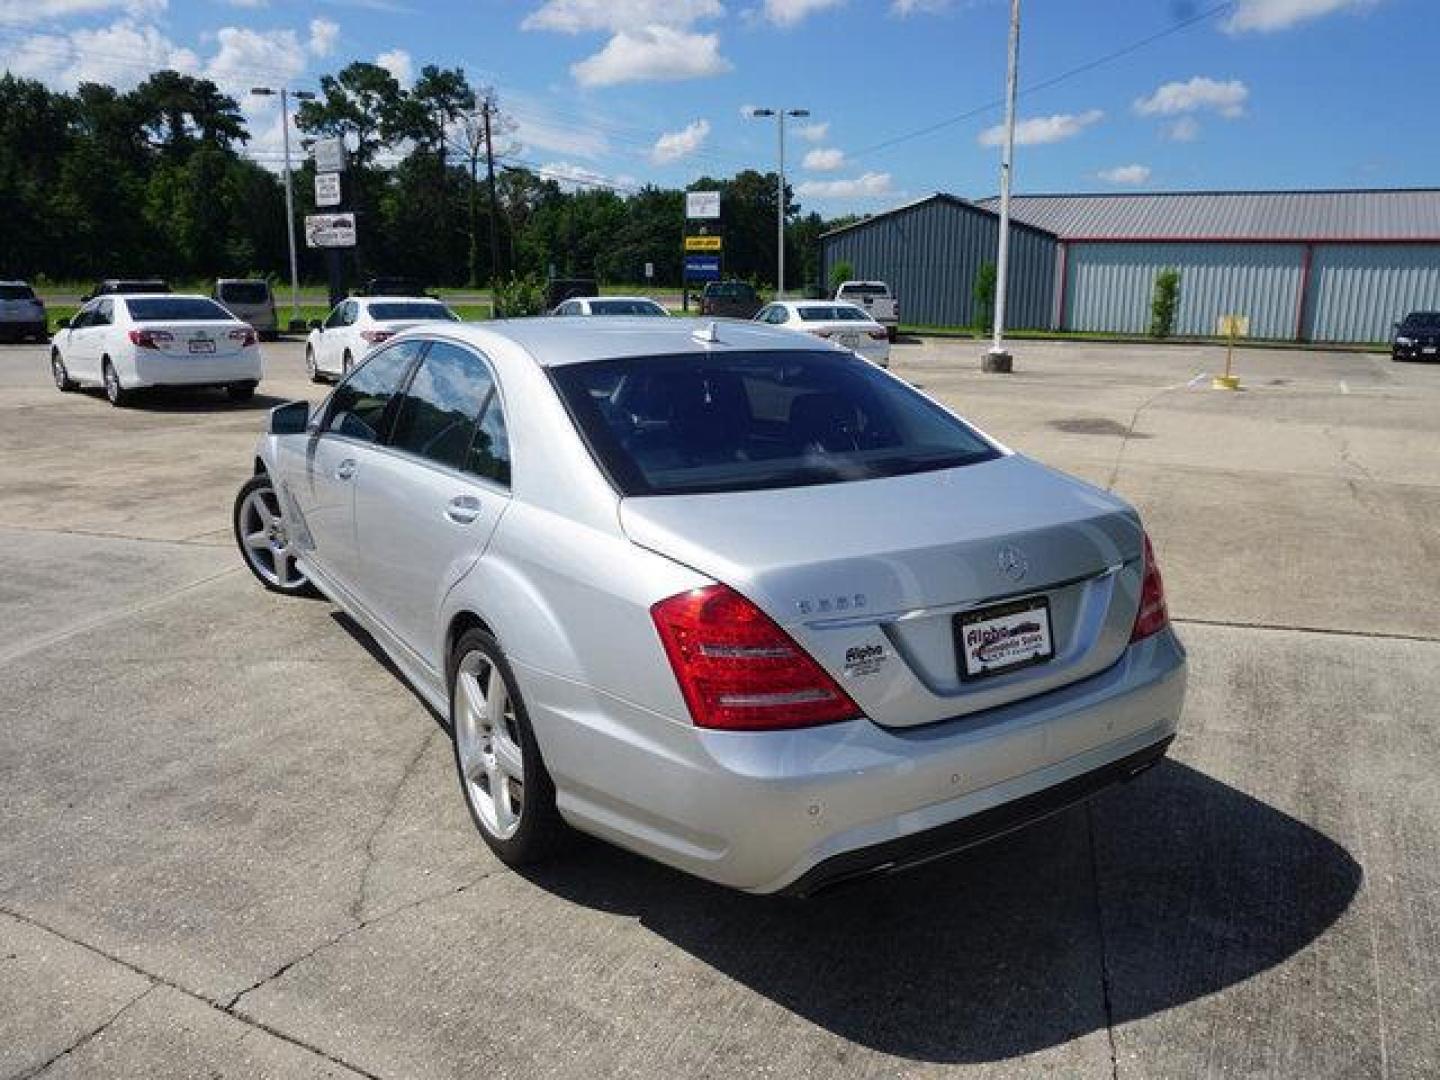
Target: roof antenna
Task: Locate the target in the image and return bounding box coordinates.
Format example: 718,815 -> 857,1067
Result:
692,321 -> 720,345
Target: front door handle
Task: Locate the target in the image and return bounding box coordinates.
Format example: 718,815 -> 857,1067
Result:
445,495 -> 482,525
334,458 -> 356,480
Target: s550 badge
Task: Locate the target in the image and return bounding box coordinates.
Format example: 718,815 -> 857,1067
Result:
797,593 -> 867,616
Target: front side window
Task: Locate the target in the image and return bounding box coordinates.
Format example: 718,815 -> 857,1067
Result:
551,350 -> 1000,496
389,341 -> 496,473
96,300 -> 114,325
324,340 -> 424,443
323,303 -> 347,330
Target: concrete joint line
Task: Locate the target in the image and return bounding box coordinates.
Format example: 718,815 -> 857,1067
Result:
1172,617 -> 1440,645
1105,375 -> 1199,492
11,984 -> 156,1080
351,727 -> 442,925
1084,802 -> 1121,1080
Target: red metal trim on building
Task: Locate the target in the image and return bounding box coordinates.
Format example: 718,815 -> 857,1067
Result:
1058,236 -> 1440,245
1295,243 -> 1315,341
1055,242 -> 1069,330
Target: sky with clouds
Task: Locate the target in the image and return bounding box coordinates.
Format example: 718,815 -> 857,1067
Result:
0,0 -> 1432,212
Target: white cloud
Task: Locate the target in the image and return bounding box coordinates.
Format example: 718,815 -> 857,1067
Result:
650,118 -> 710,164
376,47 -> 411,83
763,0 -> 844,25
0,18 -> 199,90
978,109 -> 1103,147
537,160 -> 633,192
571,27 -> 730,87
222,0 -> 268,8
797,120 -> 828,142
1164,116 -> 1201,142
522,0 -> 723,32
1097,164 -> 1152,185
308,17 -> 339,56
0,0 -> 166,23
803,147 -> 845,171
1225,0 -> 1375,32
795,171 -> 894,199
504,91 -> 610,159
891,0 -> 949,12
206,27 -> 305,93
1134,76 -> 1248,118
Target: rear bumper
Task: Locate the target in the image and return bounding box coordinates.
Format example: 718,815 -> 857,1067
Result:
131,352 -> 263,387
522,626 -> 1186,894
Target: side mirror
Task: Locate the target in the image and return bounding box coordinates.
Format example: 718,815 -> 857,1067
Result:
268,400 -> 311,436
308,320 -> 323,331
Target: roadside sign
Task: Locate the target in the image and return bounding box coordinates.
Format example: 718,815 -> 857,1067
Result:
686,191 -> 720,220
684,235 -> 722,252
304,213 -> 357,249
1216,314 -> 1249,337
314,172 -> 341,208
312,137 -> 347,174
644,262 -> 654,280
683,255 -> 721,282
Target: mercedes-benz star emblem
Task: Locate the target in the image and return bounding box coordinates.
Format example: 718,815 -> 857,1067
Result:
997,545 -> 1028,582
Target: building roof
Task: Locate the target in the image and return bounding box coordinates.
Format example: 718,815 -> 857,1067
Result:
974,189 -> 1440,242
821,193 -> 1059,242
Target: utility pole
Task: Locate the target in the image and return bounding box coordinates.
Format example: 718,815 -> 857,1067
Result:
983,0 -> 1021,374
482,97 -> 503,310
749,107 -> 809,297
250,85 -> 315,330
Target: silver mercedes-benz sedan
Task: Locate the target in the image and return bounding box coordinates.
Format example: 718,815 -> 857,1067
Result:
234,319 -> 1186,895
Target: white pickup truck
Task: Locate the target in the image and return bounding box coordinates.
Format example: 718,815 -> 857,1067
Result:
834,280 -> 899,341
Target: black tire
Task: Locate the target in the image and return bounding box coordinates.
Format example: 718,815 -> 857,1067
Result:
102,359 -> 131,407
305,346 -> 322,383
449,628 -> 567,867
227,381 -> 257,403
232,473 -> 316,596
887,325 -> 898,343
50,350 -> 77,392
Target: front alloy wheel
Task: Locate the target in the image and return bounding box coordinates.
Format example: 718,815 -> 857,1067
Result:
450,629 -> 565,865
51,351 -> 76,392
103,360 -> 130,407
232,474 -> 313,595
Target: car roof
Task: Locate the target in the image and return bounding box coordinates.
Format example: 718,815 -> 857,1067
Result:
583,296 -> 663,304
416,317 -> 831,368
0,279 -> 30,286
357,295 -> 440,305
216,277 -> 267,284
782,299 -> 868,310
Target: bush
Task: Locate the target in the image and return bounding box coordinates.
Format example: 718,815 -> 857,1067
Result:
1150,269 -> 1181,338
827,260 -> 855,294
973,261 -> 997,331
492,275 -> 546,318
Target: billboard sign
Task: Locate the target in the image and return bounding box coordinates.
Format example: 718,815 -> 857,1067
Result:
304,213 -> 357,249
684,235 -> 722,252
312,137 -> 347,174
683,255 -> 721,282
314,172 -> 341,208
685,191 -> 720,220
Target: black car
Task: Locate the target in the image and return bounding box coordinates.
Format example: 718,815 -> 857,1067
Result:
82,279 -> 171,301
700,280 -> 762,320
1392,311 -> 1440,361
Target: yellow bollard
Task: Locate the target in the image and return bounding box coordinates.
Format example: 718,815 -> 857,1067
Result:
1212,315 -> 1243,390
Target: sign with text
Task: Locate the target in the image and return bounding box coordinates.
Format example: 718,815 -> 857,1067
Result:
1216,314 -> 1250,337
314,172 -> 341,208
304,213 -> 356,249
312,137 -> 347,174
685,191 -> 720,220
684,235 -> 722,252
683,255 -> 721,282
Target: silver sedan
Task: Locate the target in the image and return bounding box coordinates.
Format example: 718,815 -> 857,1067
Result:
234,319 -> 1185,894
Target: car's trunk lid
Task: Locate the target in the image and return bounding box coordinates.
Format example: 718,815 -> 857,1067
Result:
620,453 -> 1145,728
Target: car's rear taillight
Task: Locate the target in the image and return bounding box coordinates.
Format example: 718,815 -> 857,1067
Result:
128,329 -> 173,349
1130,531 -> 1170,642
651,584 -> 861,731
229,328 -> 258,347
360,329 -> 393,344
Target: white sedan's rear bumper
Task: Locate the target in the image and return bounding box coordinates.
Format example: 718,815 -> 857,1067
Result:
130,349 -> 263,387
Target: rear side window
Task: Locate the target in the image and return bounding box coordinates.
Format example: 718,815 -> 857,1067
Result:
837,283 -> 888,297
0,284 -> 35,300
218,282 -> 271,305
798,306 -> 868,322
126,298 -> 231,322
325,340 -> 423,443
551,351 -> 999,496
589,299 -> 666,316
389,341 -> 497,475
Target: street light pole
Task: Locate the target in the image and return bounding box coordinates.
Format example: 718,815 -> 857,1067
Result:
749,107 -> 809,297
984,0 -> 1021,373
250,86 -> 314,331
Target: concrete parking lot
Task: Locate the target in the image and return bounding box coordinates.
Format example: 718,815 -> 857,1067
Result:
1,334 -> 1436,1079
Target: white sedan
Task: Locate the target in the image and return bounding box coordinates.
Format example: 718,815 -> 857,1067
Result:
305,296 -> 459,381
50,293 -> 262,406
551,296 -> 669,317
754,300 -> 891,367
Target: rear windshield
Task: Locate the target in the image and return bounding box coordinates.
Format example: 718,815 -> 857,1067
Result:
368,301 -> 457,321
0,284 -> 36,300
551,351 -> 1000,496
704,283 -> 757,300
126,298 -> 232,322
837,283 -> 889,297
218,282 -> 271,305
590,299 -> 667,316
797,306 -> 869,322
1401,312 -> 1440,329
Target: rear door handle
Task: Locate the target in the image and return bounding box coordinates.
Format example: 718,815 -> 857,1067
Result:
445,495 -> 482,525
334,458 -> 356,480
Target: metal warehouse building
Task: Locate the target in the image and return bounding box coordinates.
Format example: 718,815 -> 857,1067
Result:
821,188 -> 1440,343
818,195 -> 1058,330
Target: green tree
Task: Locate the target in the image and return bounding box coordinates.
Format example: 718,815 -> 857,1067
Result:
296,62 -> 405,169
973,261 -> 997,331
1150,269 -> 1181,338
828,258 -> 855,295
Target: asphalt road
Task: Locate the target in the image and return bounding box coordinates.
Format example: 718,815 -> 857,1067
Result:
1,335 -> 1436,1078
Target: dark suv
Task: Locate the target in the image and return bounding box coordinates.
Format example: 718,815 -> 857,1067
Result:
1393,311 -> 1440,362
700,280 -> 762,319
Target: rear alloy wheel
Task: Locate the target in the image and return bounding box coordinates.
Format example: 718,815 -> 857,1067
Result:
305,346 -> 321,383
51,351 -> 77,392
450,629 -> 566,866
227,381 -> 257,403
102,360 -> 130,407
232,474 -> 314,596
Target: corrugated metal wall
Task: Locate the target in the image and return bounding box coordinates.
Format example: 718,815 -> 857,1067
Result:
820,200 -> 1057,328
1303,244 -> 1440,342
1064,242 -> 1305,339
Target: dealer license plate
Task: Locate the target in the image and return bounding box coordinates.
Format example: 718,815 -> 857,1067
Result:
189,339 -> 216,354
955,596 -> 1055,681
